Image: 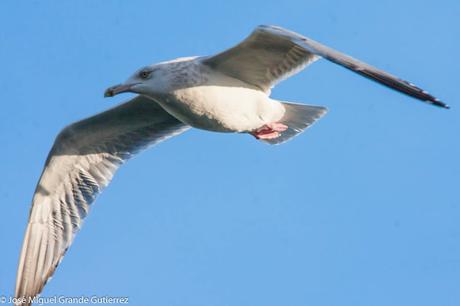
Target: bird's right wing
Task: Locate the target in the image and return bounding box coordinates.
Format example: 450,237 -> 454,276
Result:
15,96 -> 190,305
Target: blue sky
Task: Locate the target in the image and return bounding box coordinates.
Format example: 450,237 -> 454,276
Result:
0,1 -> 459,305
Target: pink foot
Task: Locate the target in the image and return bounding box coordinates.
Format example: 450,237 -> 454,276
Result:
251,122 -> 288,140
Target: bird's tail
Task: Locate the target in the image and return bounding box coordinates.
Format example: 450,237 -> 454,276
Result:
260,101 -> 327,145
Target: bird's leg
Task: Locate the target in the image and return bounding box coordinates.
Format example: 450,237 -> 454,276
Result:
250,122 -> 288,140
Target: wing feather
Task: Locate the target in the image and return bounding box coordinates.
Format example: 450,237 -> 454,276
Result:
15,96 -> 189,305
204,25 -> 446,108
202,27 -> 319,92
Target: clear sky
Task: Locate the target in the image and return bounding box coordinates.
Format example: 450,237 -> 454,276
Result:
0,1 -> 458,306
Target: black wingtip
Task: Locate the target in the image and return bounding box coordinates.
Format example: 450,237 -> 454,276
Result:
430,99 -> 450,109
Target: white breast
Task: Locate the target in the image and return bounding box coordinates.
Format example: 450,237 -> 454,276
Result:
157,71 -> 285,132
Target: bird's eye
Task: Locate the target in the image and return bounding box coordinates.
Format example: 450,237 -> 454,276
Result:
139,69 -> 152,79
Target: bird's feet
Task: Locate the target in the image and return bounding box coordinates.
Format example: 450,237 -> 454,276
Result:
250,122 -> 288,139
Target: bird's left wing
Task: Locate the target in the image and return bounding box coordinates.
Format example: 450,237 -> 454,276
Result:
15,96 -> 190,305
203,25 -> 447,108
202,25 -> 320,92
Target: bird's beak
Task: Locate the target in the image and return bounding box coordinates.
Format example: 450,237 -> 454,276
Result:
104,83 -> 139,97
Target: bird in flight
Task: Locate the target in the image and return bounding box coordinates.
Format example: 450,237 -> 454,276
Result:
15,25 -> 446,305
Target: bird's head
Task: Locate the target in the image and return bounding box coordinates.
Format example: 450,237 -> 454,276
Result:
104,65 -> 165,98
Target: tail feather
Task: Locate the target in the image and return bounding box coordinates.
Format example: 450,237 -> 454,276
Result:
260,101 -> 327,145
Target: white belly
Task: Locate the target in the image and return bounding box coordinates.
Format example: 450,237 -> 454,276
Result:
156,85 -> 285,132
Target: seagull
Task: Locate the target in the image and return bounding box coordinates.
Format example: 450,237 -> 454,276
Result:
15,25 -> 446,305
